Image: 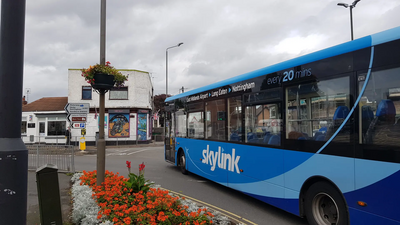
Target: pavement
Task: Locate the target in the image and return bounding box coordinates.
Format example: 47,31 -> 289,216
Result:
26,141 -> 243,225
27,171 -> 72,225
26,141 -> 164,224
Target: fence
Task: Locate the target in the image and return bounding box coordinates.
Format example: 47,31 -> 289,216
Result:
27,145 -> 75,173
22,135 -> 164,147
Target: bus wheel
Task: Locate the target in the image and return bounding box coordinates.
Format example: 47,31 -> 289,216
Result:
179,152 -> 188,175
305,181 -> 348,225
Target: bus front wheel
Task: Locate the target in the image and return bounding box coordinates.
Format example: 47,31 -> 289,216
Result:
179,152 -> 188,175
305,181 -> 348,225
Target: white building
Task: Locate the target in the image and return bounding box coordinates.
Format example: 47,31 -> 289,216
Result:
22,97 -> 68,144
21,68 -> 154,145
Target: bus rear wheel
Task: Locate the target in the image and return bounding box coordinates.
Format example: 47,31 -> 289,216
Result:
179,152 -> 188,175
305,181 -> 348,225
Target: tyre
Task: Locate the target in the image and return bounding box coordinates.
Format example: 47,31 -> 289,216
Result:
305,181 -> 349,225
179,151 -> 188,175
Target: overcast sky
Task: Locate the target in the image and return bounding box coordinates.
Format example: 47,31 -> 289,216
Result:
20,0 -> 400,102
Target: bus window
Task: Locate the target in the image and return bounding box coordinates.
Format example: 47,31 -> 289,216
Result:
176,110 -> 186,138
188,112 -> 204,138
228,96 -> 242,142
360,67 -> 400,147
245,103 -> 282,145
286,76 -> 350,142
205,99 -> 226,141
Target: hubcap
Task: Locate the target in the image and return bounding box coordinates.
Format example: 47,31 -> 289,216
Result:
312,192 -> 339,225
180,154 -> 185,170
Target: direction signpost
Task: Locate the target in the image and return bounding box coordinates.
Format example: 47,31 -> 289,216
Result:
65,103 -> 89,140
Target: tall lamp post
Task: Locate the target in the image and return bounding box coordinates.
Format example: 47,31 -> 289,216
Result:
164,43 -> 183,139
337,0 -> 361,40
166,43 -> 184,96
97,0 -> 107,186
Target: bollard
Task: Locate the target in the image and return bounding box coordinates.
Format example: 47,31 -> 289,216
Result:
36,164 -> 63,225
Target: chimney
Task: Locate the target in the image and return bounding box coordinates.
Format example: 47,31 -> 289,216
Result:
22,96 -> 27,106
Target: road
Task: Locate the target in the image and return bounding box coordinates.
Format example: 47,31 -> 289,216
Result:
74,145 -> 307,225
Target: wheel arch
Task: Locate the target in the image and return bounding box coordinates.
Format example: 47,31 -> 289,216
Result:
299,175 -> 348,219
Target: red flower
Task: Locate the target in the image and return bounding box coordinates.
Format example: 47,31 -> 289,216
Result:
139,162 -> 145,172
126,161 -> 131,169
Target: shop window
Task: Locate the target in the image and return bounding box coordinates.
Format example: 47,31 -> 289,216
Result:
47,121 -> 66,136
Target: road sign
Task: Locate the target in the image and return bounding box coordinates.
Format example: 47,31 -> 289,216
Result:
72,123 -> 86,129
67,114 -> 87,123
64,103 -> 89,114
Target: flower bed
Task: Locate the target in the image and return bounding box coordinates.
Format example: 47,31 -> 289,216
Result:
71,163 -> 231,225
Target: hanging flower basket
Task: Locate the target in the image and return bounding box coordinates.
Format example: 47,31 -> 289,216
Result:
81,61 -> 128,91
91,73 -> 116,90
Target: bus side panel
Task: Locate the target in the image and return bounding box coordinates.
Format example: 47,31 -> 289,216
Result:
345,159 -> 400,222
283,151 -> 355,194
348,207 -> 400,225
177,138 -> 228,186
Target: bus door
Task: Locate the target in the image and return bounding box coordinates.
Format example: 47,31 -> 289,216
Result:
165,111 -> 176,163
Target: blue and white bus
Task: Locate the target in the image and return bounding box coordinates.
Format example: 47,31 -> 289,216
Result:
164,26 -> 400,225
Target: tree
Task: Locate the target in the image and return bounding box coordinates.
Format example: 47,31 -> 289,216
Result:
153,94 -> 171,127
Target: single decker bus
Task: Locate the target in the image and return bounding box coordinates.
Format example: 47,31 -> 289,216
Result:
164,26 -> 400,225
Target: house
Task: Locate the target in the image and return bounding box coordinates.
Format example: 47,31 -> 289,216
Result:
21,68 -> 154,145
22,97 -> 68,144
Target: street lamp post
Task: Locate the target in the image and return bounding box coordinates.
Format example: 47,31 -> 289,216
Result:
166,43 -> 183,96
97,0 -> 106,186
337,0 -> 361,40
164,43 -> 183,140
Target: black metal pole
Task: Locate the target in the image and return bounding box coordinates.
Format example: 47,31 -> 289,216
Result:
0,0 -> 28,224
350,7 -> 354,40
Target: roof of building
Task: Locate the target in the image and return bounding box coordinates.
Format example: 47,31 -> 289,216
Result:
22,97 -> 68,112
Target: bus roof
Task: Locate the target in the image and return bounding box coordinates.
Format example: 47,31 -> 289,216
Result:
166,26 -> 400,102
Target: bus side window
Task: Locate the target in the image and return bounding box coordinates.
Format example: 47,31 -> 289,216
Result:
244,103 -> 282,145
228,96 -> 242,142
286,76 -> 350,142
188,112 -> 204,139
360,67 -> 400,147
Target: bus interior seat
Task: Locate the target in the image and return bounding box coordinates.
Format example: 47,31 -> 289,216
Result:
376,99 -> 396,123
318,127 -> 327,133
362,105 -> 374,143
298,136 -> 307,140
230,132 -> 240,141
325,106 -> 350,141
313,131 -> 324,140
315,135 -> 325,141
248,138 -> 259,143
333,106 -> 349,125
365,99 -> 398,146
247,132 -> 256,140
263,133 -> 272,143
289,131 -> 305,139
268,135 -> 280,145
